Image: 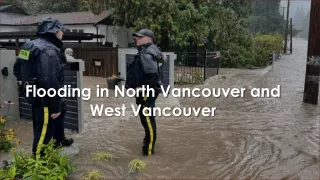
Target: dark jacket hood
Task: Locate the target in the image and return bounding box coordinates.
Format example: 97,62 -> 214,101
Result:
36,18 -> 67,49
138,43 -> 163,62
36,18 -> 68,36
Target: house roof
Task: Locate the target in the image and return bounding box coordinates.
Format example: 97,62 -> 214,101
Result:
0,3 -> 112,25
0,31 -> 105,40
0,5 -> 12,11
0,12 -> 30,25
0,4 -> 29,15
14,10 -> 112,25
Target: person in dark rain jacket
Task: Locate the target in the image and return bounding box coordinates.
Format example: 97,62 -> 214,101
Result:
126,29 -> 164,156
13,17 -> 74,157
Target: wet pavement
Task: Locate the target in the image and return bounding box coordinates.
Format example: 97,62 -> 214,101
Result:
176,39 -> 320,179
1,38 -> 319,179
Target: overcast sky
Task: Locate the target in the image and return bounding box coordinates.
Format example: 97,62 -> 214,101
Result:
280,0 -> 311,18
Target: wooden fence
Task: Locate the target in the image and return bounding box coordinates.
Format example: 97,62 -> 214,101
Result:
73,47 -> 118,78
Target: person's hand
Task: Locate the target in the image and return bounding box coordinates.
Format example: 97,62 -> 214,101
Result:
164,54 -> 169,61
162,53 -> 168,62
51,112 -> 61,119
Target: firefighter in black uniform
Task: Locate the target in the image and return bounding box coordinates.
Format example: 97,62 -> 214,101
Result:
13,18 -> 73,156
126,29 -> 163,156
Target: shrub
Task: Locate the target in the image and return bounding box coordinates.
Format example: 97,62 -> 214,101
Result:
81,170 -> 104,180
254,33 -> 284,53
220,42 -> 255,68
0,139 -> 76,180
107,74 -> 119,80
91,152 -> 117,162
0,101 -> 20,153
217,32 -> 284,68
192,71 -> 203,84
251,45 -> 270,67
128,159 -> 146,173
252,33 -> 284,67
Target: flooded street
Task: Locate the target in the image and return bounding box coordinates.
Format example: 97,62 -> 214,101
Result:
1,38 -> 319,179
71,38 -> 319,179
176,38 -> 320,179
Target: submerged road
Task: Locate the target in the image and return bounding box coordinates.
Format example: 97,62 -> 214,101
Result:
1,38 -> 318,180
72,38 -> 319,179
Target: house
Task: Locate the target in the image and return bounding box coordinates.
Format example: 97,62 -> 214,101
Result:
0,4 -> 135,47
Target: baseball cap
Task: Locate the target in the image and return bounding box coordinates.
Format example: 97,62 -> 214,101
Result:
132,29 -> 154,39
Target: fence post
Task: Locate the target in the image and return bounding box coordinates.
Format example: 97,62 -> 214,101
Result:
204,49 -> 207,81
284,0 -> 290,54
217,53 -> 220,75
290,18 -> 293,54
75,59 -> 85,133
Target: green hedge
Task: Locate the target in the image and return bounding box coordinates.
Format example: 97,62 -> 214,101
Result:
252,33 -> 284,67
254,33 -> 283,53
219,33 -> 284,68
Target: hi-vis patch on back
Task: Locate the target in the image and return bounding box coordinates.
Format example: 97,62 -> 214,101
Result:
18,49 -> 30,60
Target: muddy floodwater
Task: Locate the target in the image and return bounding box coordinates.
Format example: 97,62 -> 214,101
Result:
1,38 -> 319,179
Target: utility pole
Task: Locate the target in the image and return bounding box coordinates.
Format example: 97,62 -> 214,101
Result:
290,18 -> 293,54
303,0 -> 320,105
281,7 -> 286,17
284,0 -> 290,54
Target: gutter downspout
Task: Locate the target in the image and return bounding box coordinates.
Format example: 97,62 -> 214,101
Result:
93,23 -> 99,46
